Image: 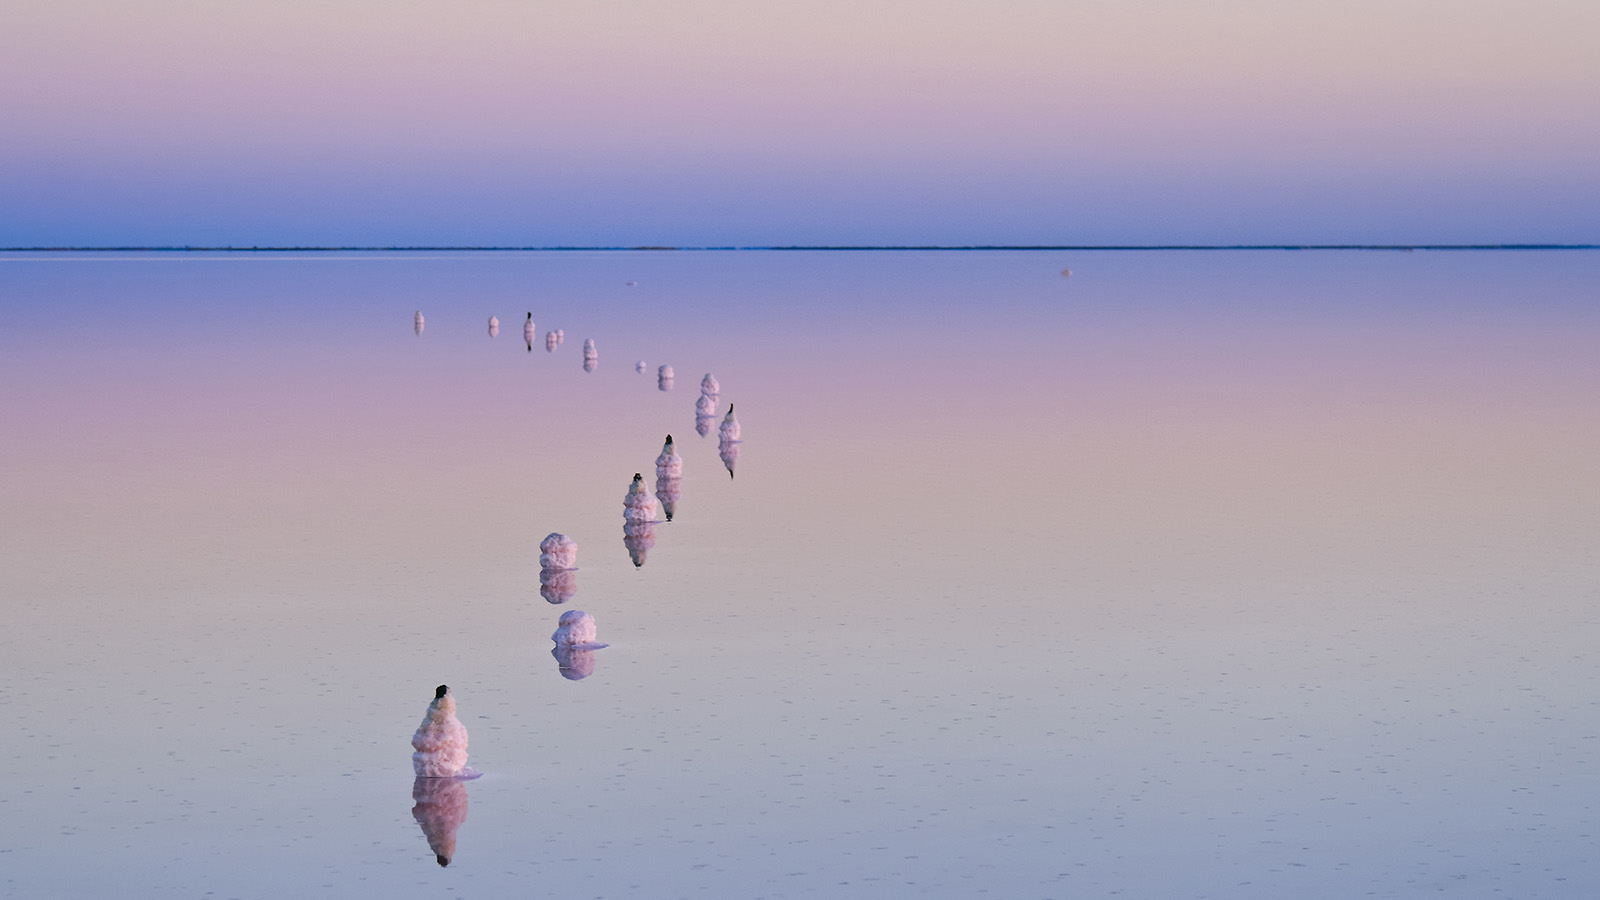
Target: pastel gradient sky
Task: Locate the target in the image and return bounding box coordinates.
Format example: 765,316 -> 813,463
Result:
3,0 -> 1596,245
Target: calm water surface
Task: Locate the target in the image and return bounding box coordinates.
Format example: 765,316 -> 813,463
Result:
2,251 -> 1597,898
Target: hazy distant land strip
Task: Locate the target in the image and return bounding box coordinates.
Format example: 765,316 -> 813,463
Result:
3,244 -> 1596,253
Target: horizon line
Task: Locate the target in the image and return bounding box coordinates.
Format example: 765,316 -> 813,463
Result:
2,243 -> 1596,253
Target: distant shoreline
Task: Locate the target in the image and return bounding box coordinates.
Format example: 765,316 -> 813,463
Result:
1,244 -> 1596,253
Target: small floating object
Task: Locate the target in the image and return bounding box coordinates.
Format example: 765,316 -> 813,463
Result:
658,364 -> 675,392
545,330 -> 559,352
488,315 -> 499,337
411,685 -> 479,779
1060,267 -> 1072,277
625,281 -> 637,287
414,310 -> 425,335
582,339 -> 598,372
552,610 -> 608,650
636,360 -> 647,374
523,313 -> 535,343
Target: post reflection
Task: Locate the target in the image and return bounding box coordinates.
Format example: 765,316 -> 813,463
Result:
552,644 -> 597,680
539,566 -> 576,604
411,776 -> 469,867
624,524 -> 656,567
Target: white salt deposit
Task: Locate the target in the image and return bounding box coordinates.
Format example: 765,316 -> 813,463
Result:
582,338 -> 597,371
411,776 -> 469,867
523,313 -> 535,341
624,472 -> 659,531
411,685 -> 476,779
718,405 -> 741,478
655,436 -> 683,480
538,532 -> 576,570
545,330 -> 558,351
636,360 -> 647,373
538,532 -> 577,603
413,311 -> 424,335
658,364 -> 675,392
654,435 -> 682,522
488,315 -> 499,337
695,393 -> 716,419
552,609 -> 596,645
625,472 -> 660,565
551,609 -> 607,649
700,373 -> 720,397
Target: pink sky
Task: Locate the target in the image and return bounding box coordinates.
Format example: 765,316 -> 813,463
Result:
2,1 -> 1596,244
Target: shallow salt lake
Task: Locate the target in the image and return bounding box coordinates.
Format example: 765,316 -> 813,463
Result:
2,250 -> 1597,898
